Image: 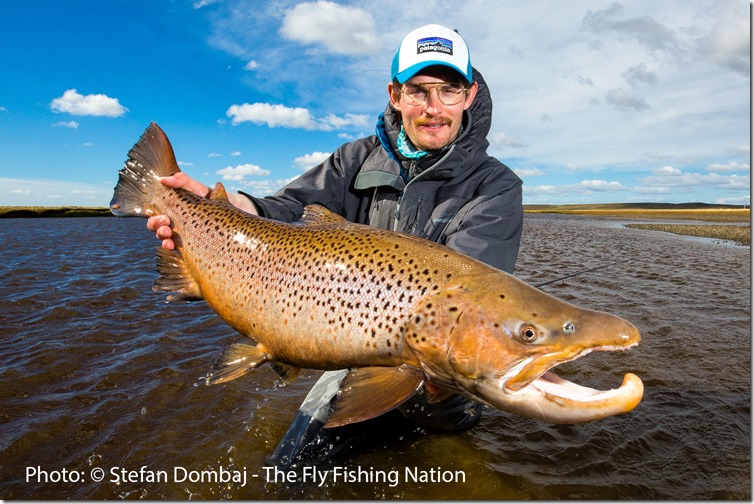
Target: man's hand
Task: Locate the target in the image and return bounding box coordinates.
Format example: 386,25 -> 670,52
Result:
146,173 -> 257,250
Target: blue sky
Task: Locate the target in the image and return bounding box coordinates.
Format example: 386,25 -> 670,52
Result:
0,0 -> 750,207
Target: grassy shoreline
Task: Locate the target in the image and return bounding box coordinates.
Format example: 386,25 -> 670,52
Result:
0,206 -> 112,218
2,203 -> 750,245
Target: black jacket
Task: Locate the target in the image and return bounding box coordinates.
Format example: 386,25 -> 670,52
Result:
244,69 -> 523,273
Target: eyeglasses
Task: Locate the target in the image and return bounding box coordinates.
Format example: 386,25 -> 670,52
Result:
399,82 -> 469,106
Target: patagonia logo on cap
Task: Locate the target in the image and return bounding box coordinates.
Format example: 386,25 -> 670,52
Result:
417,36 -> 453,56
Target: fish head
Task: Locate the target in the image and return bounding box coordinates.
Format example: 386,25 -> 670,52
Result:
406,274 -> 643,424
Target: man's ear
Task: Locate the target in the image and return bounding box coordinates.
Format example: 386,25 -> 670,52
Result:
388,82 -> 402,111
463,82 -> 479,111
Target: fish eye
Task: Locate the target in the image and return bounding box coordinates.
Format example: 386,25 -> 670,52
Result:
520,325 -> 539,342
563,322 -> 575,333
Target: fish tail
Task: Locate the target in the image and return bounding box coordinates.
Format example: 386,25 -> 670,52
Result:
109,122 -> 180,217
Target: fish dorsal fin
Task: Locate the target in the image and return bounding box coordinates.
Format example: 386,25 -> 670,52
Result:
208,182 -> 230,202
297,205 -> 347,227
325,365 -> 424,428
152,247 -> 204,302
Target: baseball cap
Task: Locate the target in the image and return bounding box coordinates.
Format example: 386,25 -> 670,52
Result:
391,24 -> 473,84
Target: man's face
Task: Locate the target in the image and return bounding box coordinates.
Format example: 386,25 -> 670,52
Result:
389,66 -> 478,152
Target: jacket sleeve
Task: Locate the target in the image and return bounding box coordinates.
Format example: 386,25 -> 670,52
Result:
444,182 -> 523,274
240,139 -> 374,222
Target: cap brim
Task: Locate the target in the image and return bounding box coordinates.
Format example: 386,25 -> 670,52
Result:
394,61 -> 472,84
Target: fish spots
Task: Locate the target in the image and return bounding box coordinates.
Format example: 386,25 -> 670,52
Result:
171,202 -> 482,364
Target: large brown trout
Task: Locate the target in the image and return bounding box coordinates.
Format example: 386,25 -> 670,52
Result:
110,123 -> 643,427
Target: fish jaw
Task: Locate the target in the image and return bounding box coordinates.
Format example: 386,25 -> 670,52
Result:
406,274 -> 644,424
473,370 -> 644,424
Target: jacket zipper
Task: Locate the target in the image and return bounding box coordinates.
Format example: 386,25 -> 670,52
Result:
393,145 -> 455,233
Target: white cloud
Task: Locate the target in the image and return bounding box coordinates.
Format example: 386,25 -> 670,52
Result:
0,177 -> 112,206
524,185 -> 560,195
227,103 -> 318,129
319,113 -> 371,130
524,179 -> 625,197
605,88 -> 649,111
654,165 -> 681,176
490,132 -> 529,150
581,2 -> 683,57
193,0 -> 218,8
50,89 -> 127,117
280,1 -> 380,55
235,176 -> 301,197
728,145 -> 750,155
293,151 -> 331,171
578,179 -> 625,191
230,151 -> 241,156
640,165 -> 750,191
715,195 -> 750,206
706,161 -> 749,172
514,167 -> 546,177
226,102 -> 369,131
244,60 -> 258,70
216,163 -> 270,181
623,63 -> 658,86
52,121 -> 79,129
208,153 -> 222,157
696,2 -> 749,76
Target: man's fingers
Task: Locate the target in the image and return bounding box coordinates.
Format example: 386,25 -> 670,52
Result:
147,215 -> 171,232
156,225 -> 172,240
158,173 -> 186,189
159,172 -> 209,197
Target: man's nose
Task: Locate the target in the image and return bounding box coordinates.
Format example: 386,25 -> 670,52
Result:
423,88 -> 443,112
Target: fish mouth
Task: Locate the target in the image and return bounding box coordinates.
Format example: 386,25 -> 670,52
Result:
481,344 -> 644,424
523,369 -> 643,405
502,343 -> 636,390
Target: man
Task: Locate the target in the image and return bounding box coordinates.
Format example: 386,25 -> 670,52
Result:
148,24 -> 523,466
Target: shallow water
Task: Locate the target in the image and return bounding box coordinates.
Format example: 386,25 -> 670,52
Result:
0,214 -> 750,499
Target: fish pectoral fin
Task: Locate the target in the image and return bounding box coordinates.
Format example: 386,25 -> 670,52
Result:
204,343 -> 272,385
324,365 -> 424,428
271,362 -> 301,385
153,247 -> 203,302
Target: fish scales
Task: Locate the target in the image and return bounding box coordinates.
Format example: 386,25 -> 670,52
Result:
163,190 -> 475,369
111,123 -> 644,427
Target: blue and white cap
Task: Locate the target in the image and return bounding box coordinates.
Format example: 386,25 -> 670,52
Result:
391,24 -> 473,84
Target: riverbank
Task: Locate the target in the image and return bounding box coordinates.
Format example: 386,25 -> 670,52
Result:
524,203 -> 750,246
2,203 -> 750,245
0,206 -> 111,218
